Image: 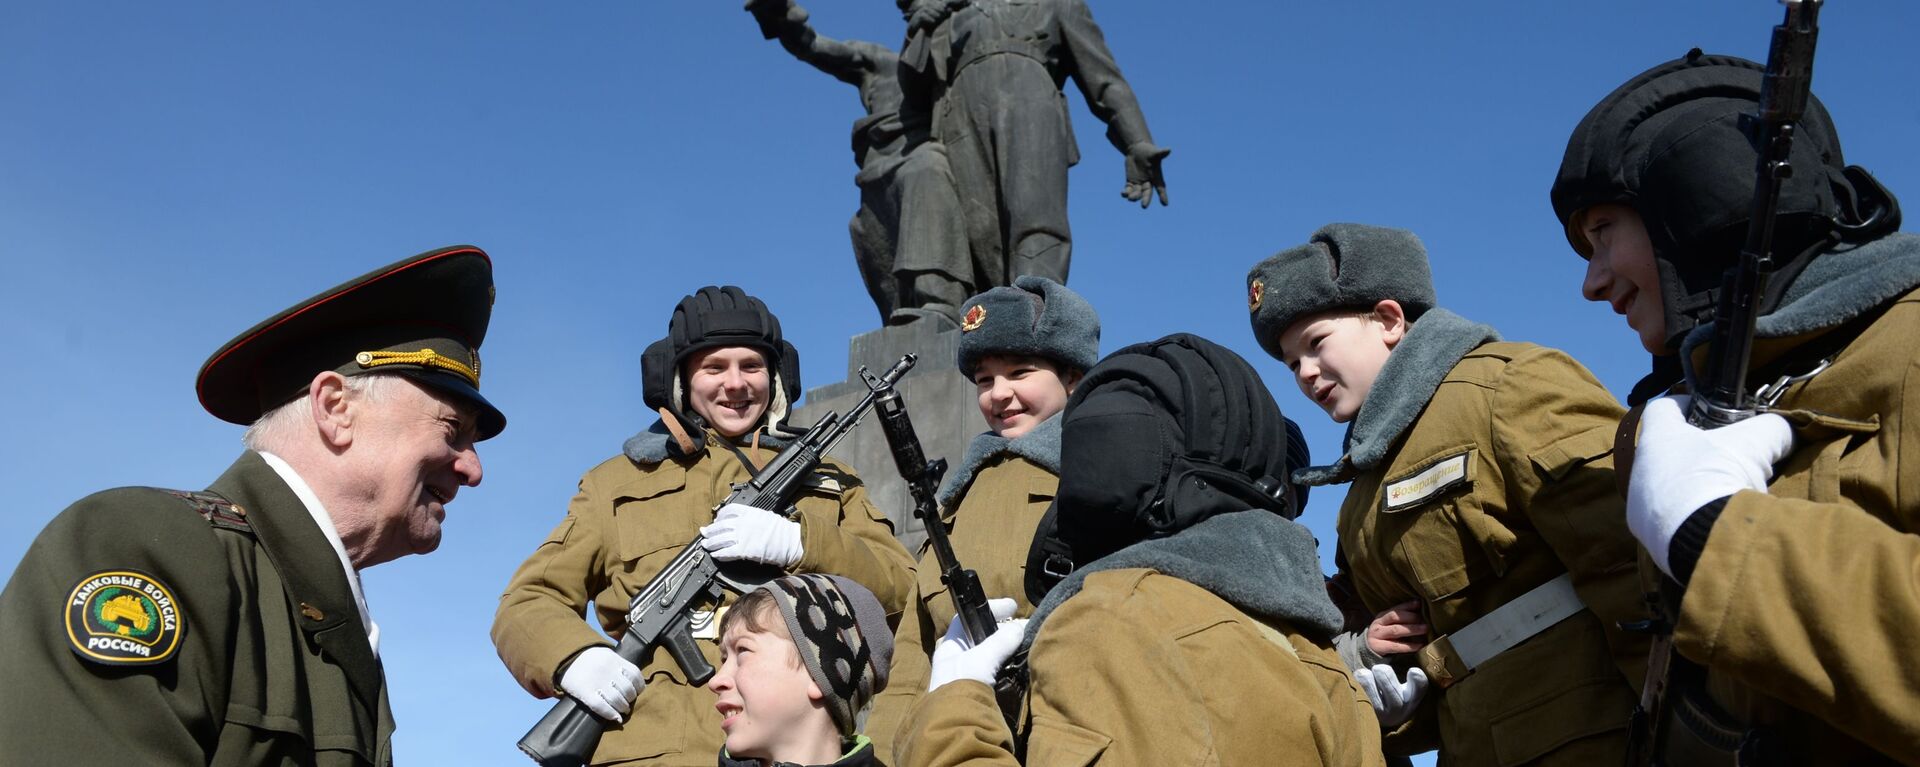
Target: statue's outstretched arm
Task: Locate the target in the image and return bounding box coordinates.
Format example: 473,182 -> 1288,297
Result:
749,0 -> 892,87
1057,0 -> 1168,206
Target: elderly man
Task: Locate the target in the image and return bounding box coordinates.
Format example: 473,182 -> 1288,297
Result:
0,246 -> 505,765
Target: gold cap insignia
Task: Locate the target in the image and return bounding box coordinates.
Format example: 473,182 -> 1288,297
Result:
961,304 -> 987,332
1248,279 -> 1265,313
354,348 -> 480,387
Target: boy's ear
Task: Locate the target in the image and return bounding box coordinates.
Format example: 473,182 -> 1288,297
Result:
805,678 -> 825,703
1373,299 -> 1409,347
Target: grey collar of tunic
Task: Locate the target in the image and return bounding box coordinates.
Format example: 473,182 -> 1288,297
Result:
1679,232 -> 1920,381
1292,307 -> 1501,487
1021,509 -> 1345,654
623,419 -> 793,467
934,413 -> 1063,509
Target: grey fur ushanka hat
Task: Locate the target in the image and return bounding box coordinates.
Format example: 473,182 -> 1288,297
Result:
1246,223 -> 1436,361
956,276 -> 1101,378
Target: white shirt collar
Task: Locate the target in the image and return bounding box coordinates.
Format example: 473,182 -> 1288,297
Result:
256,450 -> 380,657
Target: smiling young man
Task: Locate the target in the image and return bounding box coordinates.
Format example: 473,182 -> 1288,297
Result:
708,574 -> 893,767
859,276 -> 1097,757
492,285 -> 914,767
1552,51 -> 1918,763
1246,224 -> 1649,764
0,245 -> 506,765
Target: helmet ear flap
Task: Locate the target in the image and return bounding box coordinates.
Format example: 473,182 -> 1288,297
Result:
764,339 -> 805,436
641,337 -> 676,412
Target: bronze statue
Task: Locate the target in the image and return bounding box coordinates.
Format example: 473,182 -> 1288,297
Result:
746,0 -> 1168,326
900,0 -> 1169,287
748,0 -> 974,326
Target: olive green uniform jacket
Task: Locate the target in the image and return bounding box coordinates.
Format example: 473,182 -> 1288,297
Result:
1311,318 -> 1648,765
491,430 -> 915,766
895,511 -> 1384,767
0,451 -> 394,765
867,453 -> 1057,758
1656,242 -> 1920,764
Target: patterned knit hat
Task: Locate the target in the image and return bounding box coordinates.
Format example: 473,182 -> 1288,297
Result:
758,574 -> 893,736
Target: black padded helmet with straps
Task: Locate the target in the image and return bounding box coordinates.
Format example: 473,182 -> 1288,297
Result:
1551,50 -> 1901,349
641,286 -> 803,445
1025,333 -> 1311,603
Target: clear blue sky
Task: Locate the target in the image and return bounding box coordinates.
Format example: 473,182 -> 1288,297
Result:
3,1 -> 1915,762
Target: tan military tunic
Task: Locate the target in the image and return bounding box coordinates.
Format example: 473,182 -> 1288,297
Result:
866,454 -> 1056,757
1662,286 -> 1920,764
1337,342 -> 1647,765
491,434 -> 914,766
0,451 -> 393,766
895,568 -> 1386,767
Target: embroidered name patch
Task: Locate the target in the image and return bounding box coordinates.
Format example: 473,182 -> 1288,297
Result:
1382,452 -> 1472,512
65,570 -> 184,665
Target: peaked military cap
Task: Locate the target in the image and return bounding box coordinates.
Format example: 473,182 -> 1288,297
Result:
196,245 -> 506,440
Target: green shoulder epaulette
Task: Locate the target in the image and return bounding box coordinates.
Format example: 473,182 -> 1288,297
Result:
163,489 -> 253,535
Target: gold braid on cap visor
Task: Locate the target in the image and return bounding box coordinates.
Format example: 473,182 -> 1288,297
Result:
354,348 -> 480,387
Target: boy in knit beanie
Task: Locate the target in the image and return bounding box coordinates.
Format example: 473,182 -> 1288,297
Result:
710,574 -> 894,767
1246,223 -> 1647,763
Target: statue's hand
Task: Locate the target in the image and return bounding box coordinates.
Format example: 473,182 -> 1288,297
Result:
1123,142 -> 1171,208
905,0 -> 956,35
745,0 -> 805,39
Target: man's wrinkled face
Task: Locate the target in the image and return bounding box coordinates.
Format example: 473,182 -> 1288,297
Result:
708,620 -> 827,762
1578,203 -> 1670,355
1278,310 -> 1397,424
973,355 -> 1077,439
685,346 -> 772,439
343,378 -> 483,566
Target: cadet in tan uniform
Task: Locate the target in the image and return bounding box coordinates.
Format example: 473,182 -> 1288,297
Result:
491,286 -> 915,766
864,276 -> 1099,756
0,246 -> 506,766
897,334 -> 1384,767
1553,51 -> 1917,764
1246,224 -> 1650,764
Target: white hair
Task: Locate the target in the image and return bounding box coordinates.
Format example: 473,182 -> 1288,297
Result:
241,374 -> 400,453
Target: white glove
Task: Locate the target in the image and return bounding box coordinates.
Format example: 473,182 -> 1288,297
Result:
559,646 -> 644,723
1629,395 -> 1794,575
1354,664 -> 1427,728
929,598 -> 1024,691
698,502 -> 804,567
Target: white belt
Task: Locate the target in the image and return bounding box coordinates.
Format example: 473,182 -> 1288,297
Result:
1417,573 -> 1585,687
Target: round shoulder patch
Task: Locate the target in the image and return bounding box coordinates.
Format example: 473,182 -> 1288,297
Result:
65,569 -> 185,665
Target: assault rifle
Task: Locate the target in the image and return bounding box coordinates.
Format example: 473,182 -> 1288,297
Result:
1627,3 -> 1823,764
865,356 -> 999,644
864,358 -> 1023,726
518,355 -> 919,767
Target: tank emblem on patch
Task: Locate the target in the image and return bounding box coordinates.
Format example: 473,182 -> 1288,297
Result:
961,304 -> 987,332
1248,279 -> 1265,313
65,569 -> 184,665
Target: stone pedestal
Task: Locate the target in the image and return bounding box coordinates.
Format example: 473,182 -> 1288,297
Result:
795,322 -> 986,550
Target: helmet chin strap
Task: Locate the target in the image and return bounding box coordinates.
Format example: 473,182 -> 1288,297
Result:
658,406 -> 697,455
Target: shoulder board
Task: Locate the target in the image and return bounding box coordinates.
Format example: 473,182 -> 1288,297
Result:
162,489 -> 254,535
